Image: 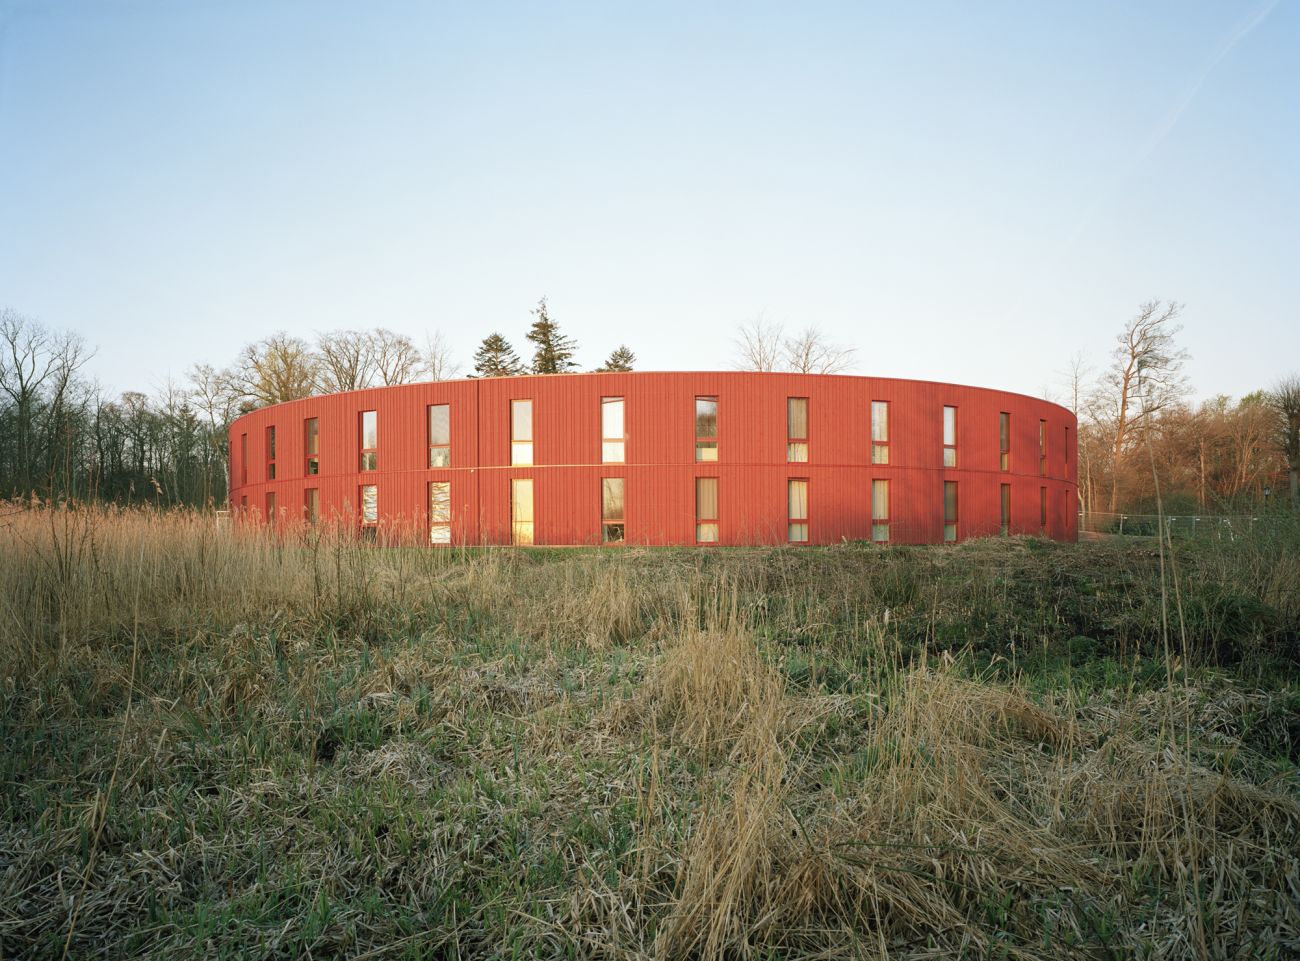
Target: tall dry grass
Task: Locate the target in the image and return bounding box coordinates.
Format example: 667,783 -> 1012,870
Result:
1,504 -> 1297,960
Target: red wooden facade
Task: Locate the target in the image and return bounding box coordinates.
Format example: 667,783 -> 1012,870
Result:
227,371 -> 1078,545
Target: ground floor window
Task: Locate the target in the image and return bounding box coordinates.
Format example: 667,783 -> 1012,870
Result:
602,477 -> 625,543
360,484 -> 378,540
696,477 -> 718,543
944,481 -> 958,542
872,479 -> 889,543
511,478 -> 534,545
788,479 -> 808,543
1000,484 -> 1011,536
430,481 -> 451,544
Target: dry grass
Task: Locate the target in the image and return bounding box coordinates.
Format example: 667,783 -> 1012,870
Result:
1,504 -> 1297,960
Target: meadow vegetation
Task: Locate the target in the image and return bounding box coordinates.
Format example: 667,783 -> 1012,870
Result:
1,507 -> 1297,959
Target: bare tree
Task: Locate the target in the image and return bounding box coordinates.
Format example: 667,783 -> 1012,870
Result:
783,325 -> 857,374
316,330 -> 376,393
231,332 -> 318,407
1273,374 -> 1300,510
0,309 -> 92,494
1090,300 -> 1189,511
371,329 -> 422,385
1058,351 -> 1093,514
423,330 -> 462,381
732,315 -> 784,371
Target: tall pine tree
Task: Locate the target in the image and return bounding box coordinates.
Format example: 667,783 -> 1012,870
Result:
595,345 -> 635,372
526,298 -> 578,374
472,333 -> 525,378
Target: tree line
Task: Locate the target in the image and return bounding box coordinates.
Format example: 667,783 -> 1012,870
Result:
2,300 -> 1297,514
0,300 -> 627,506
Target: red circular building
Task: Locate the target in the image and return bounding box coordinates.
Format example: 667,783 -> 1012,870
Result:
227,372 -> 1078,545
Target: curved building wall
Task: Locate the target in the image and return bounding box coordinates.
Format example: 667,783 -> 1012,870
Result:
227,371 -> 1078,545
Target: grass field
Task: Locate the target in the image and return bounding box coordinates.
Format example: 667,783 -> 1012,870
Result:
2,508 -> 1298,959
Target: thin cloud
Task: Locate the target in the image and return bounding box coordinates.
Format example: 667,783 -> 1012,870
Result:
1065,0 -> 1279,249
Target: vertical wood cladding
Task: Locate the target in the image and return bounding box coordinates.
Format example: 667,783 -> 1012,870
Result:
228,372 -> 1078,545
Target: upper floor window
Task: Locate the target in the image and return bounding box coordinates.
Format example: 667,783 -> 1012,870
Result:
787,397 -> 808,462
696,476 -> 718,543
360,410 -> 378,471
305,418 -> 319,475
429,404 -> 451,468
602,398 -> 625,463
695,397 -> 718,462
872,479 -> 889,543
1039,419 -> 1047,476
602,477 -> 625,543
240,433 -> 248,485
943,406 -> 957,468
788,479 -> 808,543
430,481 -> 451,544
511,399 -> 533,466
265,426 -> 277,480
871,401 -> 889,464
999,412 -> 1010,471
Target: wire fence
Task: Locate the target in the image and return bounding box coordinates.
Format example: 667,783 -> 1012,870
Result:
1079,510 -> 1290,540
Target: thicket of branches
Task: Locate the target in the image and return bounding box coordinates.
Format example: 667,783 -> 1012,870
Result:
0,314 -> 462,506
1059,301 -> 1295,514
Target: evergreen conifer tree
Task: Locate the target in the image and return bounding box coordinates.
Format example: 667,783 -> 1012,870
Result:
472,333 -> 525,378
595,345 -> 636,372
525,299 -> 578,374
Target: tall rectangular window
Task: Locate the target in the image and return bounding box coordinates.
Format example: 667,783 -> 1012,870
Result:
1040,486 -> 1047,533
305,487 -> 319,525
240,433 -> 248,485
999,412 -> 1010,471
511,478 -> 534,545
787,397 -> 808,462
872,479 -> 889,543
429,405 -> 451,468
695,397 -> 718,462
602,398 -> 625,463
360,484 -> 378,527
788,479 -> 808,543
265,426 -> 277,480
265,491 -> 276,526
943,406 -> 957,468
304,418 -> 319,475
511,400 -> 533,466
871,401 -> 889,464
360,411 -> 378,471
944,481 -> 958,543
602,477 -> 625,543
430,481 -> 451,544
1000,483 -> 1011,535
1039,419 -> 1047,476
695,477 -> 718,543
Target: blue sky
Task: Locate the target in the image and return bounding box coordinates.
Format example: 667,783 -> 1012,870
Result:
1,0 -> 1296,401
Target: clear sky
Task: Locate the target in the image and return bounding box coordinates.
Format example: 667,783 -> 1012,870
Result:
1,0 -> 1296,402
